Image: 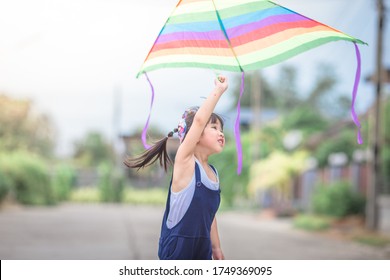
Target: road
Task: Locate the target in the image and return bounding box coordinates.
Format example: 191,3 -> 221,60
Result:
0,204 -> 388,260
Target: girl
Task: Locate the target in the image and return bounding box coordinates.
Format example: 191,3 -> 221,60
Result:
125,75 -> 228,260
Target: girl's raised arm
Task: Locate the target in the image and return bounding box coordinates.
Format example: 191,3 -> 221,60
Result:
175,76 -> 228,162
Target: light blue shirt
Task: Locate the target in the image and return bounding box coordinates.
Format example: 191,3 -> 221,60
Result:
166,158 -> 219,229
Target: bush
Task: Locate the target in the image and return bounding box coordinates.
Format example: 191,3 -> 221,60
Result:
314,130 -> 357,168
98,163 -> 124,203
293,214 -> 332,231
210,133 -> 252,207
312,181 -> 365,218
0,169 -> 12,202
52,163 -> 76,201
0,151 -> 56,205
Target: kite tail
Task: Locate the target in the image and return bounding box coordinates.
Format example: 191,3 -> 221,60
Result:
141,72 -> 155,149
234,71 -> 245,174
351,43 -> 363,145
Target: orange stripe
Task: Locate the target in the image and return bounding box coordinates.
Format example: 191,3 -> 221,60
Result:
234,25 -> 333,55
151,38 -> 230,52
230,20 -> 322,47
148,46 -> 234,60
151,21 -> 327,52
147,25 -> 333,59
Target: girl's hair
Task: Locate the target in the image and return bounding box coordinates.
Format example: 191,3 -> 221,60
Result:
124,107 -> 224,172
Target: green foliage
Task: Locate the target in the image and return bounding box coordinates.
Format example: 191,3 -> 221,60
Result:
98,163 -> 125,203
0,151 -> 56,205
282,105 -> 329,136
353,233 -> 390,247
382,99 -> 390,193
293,214 -> 332,231
230,72 -> 276,109
249,150 -> 308,195
52,163 -> 76,201
259,125 -> 285,153
73,131 -> 115,167
314,130 -> 357,167
69,186 -> 166,205
209,133 -> 252,207
123,187 -> 166,205
69,187 -> 100,203
0,169 -> 12,202
312,181 -> 366,218
0,94 -> 56,158
382,147 -> 390,194
274,65 -> 300,110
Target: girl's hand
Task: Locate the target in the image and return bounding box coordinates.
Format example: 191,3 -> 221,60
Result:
215,75 -> 228,94
212,247 -> 225,260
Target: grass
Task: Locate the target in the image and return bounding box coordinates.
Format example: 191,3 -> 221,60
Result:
69,186 -> 166,205
69,187 -> 100,203
352,233 -> 390,247
122,187 -> 166,205
293,214 -> 333,231
293,213 -> 390,248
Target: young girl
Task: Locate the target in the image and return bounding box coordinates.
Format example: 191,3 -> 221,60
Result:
125,75 -> 228,260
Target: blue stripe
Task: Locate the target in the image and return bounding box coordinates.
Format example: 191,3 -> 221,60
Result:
222,7 -> 295,29
162,7 -> 293,35
163,20 -> 221,34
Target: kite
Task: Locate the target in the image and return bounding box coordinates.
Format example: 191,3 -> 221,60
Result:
136,0 -> 367,174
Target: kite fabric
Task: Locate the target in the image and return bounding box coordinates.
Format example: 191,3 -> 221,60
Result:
137,0 -> 367,174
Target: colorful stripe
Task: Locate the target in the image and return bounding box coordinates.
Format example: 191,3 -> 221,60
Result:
137,0 -> 367,174
137,0 -> 365,77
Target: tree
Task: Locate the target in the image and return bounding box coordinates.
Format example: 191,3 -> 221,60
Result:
73,131 -> 115,167
0,94 -> 56,157
229,71 -> 276,109
274,65 -> 300,111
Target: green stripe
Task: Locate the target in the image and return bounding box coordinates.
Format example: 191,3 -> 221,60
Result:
168,1 -> 273,24
136,34 -> 362,78
137,62 -> 241,78
240,37 -> 360,71
136,34 -> 366,78
167,11 -> 217,24
238,31 -> 358,65
141,53 -> 238,67
217,1 -> 275,19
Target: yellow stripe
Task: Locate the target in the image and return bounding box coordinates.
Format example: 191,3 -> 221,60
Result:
238,30 -> 352,65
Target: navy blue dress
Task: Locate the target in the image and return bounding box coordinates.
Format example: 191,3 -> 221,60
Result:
158,162 -> 221,260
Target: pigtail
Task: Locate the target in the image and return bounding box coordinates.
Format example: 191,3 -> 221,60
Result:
124,129 -> 177,172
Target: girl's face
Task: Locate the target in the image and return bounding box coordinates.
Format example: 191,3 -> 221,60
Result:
199,119 -> 225,154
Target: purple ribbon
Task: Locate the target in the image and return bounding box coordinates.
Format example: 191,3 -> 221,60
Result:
351,43 -> 363,145
234,71 -> 245,174
141,72 -> 155,149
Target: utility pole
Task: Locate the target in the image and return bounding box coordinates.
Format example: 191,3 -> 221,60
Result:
113,86 -> 123,168
366,0 -> 385,231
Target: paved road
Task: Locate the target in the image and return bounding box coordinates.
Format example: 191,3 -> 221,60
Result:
0,204 -> 388,260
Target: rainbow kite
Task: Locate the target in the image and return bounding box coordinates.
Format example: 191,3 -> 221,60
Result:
137,0 -> 367,174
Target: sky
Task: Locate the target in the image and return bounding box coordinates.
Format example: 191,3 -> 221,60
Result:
0,0 -> 389,157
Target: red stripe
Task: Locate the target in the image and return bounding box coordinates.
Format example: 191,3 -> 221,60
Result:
151,39 -> 231,52
229,20 -> 328,47
150,20 -> 337,52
